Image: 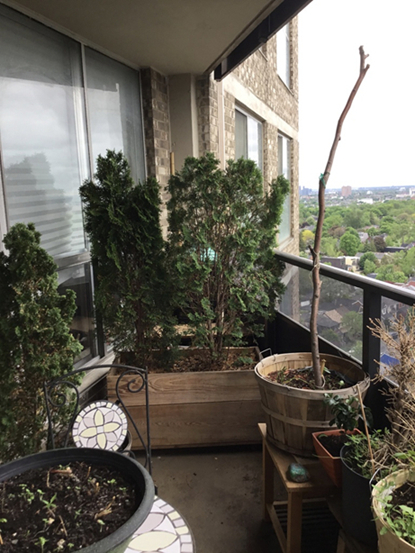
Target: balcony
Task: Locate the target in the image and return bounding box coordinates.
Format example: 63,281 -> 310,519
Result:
127,252 -> 415,553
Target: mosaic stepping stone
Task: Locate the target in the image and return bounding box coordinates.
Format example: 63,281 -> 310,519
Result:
126,496 -> 194,553
72,400 -> 127,451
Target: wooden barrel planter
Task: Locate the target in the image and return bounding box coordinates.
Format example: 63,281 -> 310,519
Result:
254,353 -> 370,456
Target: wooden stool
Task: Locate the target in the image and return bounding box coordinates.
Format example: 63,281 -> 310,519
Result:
259,423 -> 336,553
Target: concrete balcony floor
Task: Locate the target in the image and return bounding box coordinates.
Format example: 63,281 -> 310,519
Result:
148,444 -> 345,553
151,444 -> 282,553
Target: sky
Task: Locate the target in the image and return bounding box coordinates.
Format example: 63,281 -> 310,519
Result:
298,0 -> 415,190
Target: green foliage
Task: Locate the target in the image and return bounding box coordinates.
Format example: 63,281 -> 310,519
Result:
341,311 -> 362,339
363,259 -> 377,275
359,251 -> 378,270
363,239 -> 377,252
299,229 -> 314,252
376,264 -> 407,283
401,247 -> 415,277
320,236 -> 341,257
343,206 -> 370,229
0,223 -> 81,461
376,457 -> 415,547
80,150 -> 177,366
167,154 -> 288,361
324,394 -> 372,432
344,430 -> 385,479
339,230 -> 361,256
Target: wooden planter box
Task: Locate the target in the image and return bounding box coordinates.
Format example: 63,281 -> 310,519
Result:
106,350 -> 264,449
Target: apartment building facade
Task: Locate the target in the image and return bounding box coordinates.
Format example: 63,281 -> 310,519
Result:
0,0 -> 303,365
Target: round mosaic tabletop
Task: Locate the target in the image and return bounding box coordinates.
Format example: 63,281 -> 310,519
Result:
72,400 -> 128,451
126,496 -> 194,553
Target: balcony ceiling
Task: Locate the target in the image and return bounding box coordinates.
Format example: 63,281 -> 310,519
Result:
7,0 -> 295,75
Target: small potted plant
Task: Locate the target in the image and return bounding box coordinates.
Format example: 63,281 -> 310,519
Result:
372,451 -> 415,553
341,310 -> 415,547
312,393 -> 372,487
0,447 -> 154,552
340,430 -> 384,546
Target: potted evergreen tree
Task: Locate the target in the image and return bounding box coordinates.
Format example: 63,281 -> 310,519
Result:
0,223 -> 82,461
99,152 -> 289,448
80,150 -> 177,369
167,153 -> 288,367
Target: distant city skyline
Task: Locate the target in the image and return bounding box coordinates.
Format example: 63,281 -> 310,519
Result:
298,0 -> 415,190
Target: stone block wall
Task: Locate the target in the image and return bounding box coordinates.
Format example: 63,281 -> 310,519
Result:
141,18 -> 300,251
223,90 -> 235,161
229,17 -> 300,255
196,75 -> 219,157
141,68 -> 171,229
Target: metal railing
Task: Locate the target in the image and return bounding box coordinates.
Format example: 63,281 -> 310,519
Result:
274,251 -> 415,378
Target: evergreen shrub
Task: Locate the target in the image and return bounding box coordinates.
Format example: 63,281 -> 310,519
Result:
167,153 -> 289,364
0,223 -> 81,461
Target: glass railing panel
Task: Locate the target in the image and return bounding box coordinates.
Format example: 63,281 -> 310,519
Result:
378,299 -> 413,380
279,262 -> 364,361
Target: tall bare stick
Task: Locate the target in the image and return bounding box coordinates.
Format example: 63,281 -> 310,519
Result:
309,46 -> 370,388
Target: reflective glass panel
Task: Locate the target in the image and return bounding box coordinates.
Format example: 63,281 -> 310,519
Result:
57,263 -> 95,363
85,48 -> 146,184
0,6 -> 89,257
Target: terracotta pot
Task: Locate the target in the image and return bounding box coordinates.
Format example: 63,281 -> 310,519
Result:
312,428 -> 361,487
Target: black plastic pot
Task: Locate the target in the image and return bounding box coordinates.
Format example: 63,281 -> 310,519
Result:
0,448 -> 154,553
340,445 -> 377,547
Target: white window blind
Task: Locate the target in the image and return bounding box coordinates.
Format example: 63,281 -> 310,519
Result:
85,48 -> 146,185
0,7 -> 88,257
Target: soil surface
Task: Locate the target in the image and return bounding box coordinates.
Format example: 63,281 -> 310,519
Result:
390,480 -> 415,513
170,348 -> 258,372
121,347 -> 259,373
265,366 -> 351,390
318,433 -> 348,457
0,462 -> 137,552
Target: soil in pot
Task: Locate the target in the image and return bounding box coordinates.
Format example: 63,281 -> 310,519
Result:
266,366 -> 351,390
389,480 -> 415,523
0,461 -> 137,552
317,432 -> 349,457
120,346 -> 260,373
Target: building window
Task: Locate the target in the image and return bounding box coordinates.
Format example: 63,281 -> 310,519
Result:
235,108 -> 263,171
0,4 -> 146,364
277,23 -> 290,88
278,133 -> 291,242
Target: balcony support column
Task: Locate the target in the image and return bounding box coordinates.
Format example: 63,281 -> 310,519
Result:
362,289 -> 381,377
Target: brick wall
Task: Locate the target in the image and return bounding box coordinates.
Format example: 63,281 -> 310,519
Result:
229,17 -> 299,254
196,75 -> 219,156
223,90 -> 235,161
141,68 -> 171,229
232,20 -> 299,129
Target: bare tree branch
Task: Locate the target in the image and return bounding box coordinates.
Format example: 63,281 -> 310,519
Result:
310,46 -> 370,387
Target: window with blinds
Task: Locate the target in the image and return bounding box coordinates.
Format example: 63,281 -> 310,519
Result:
0,4 -> 146,364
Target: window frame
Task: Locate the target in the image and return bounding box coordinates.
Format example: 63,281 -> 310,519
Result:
0,4 -> 147,366
235,106 -> 263,172
278,132 -> 292,243
277,23 -> 290,89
